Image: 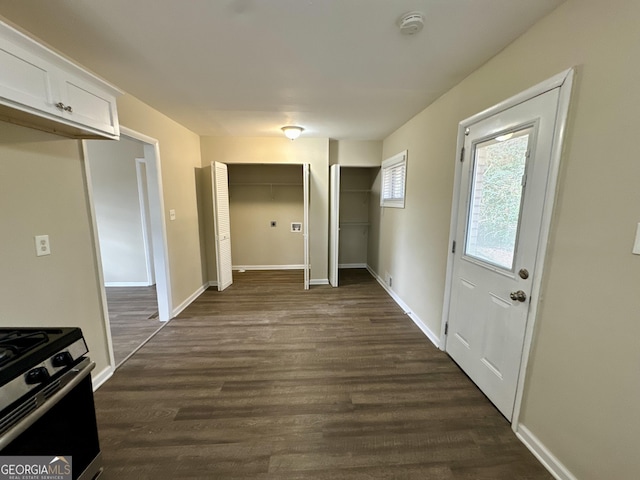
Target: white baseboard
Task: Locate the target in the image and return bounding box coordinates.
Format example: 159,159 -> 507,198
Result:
516,424 -> 577,480
207,275 -> 326,286
105,281 -> 153,287
208,281 -> 218,288
172,284 -> 206,317
338,263 -> 367,269
366,266 -> 440,348
233,264 -> 304,271
92,365 -> 113,391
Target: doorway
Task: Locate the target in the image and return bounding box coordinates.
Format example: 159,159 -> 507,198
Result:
329,165 -> 379,287
442,70 -> 574,422
83,128 -> 172,367
208,162 -> 310,290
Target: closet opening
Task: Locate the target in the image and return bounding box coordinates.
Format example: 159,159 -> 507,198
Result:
226,163 -> 308,288
329,166 -> 380,287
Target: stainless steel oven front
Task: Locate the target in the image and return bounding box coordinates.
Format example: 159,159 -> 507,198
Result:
0,357 -> 102,480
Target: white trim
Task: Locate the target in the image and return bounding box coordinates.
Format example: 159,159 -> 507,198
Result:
91,365 -> 113,391
516,425 -> 578,480
310,278 -> 329,286
84,127 -> 173,377
233,264 -> 304,271
303,163 -> 310,290
461,69 -> 571,127
80,145 -> 117,372
329,164 -> 340,287
338,263 -> 367,269
135,158 -> 155,285
105,281 -> 153,287
367,266 -> 440,347
208,281 -> 218,288
512,69 -> 575,427
440,68 -> 575,427
120,126 -> 173,322
171,284 -> 206,318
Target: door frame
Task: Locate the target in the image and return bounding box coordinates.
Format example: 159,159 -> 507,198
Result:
213,162 -> 311,289
135,157 -> 155,286
328,164 -> 340,287
120,127 -> 172,321
303,163 -> 310,290
83,127 -> 173,373
440,68 -> 574,428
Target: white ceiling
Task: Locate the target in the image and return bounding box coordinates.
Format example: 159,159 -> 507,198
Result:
0,0 -> 563,140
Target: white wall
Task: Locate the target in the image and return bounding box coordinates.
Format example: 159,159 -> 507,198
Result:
86,137 -> 150,285
116,95 -> 205,310
0,122 -> 110,378
338,168 -> 376,267
374,0 -> 640,478
329,140 -> 382,167
228,164 -> 304,269
200,137 -> 329,284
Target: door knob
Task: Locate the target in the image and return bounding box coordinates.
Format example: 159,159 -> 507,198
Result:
510,290 -> 527,302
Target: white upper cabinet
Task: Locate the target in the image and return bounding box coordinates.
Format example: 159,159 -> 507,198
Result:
0,21 -> 121,139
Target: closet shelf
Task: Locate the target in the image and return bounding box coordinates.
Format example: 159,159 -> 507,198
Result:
340,189 -> 371,193
340,222 -> 370,227
230,182 -> 302,187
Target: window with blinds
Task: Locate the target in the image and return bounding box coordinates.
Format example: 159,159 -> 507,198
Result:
380,150 -> 407,208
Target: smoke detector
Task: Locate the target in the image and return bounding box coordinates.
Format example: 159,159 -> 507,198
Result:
398,11 -> 425,35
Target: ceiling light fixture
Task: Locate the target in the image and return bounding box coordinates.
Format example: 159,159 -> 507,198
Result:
281,126 -> 304,140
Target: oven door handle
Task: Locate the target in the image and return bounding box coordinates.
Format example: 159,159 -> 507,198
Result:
0,358 -> 95,450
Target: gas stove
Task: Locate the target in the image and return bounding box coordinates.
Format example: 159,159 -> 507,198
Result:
0,327 -> 88,424
0,327 -> 102,480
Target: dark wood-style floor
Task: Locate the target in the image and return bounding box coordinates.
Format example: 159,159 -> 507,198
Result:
105,285 -> 161,367
94,269 -> 551,479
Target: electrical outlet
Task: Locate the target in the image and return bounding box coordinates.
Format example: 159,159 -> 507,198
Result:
169,209 -> 176,221
35,235 -> 51,256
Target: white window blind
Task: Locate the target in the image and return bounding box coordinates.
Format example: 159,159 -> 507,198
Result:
380,150 -> 407,208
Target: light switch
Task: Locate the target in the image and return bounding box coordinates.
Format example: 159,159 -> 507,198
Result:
169,209 -> 176,221
35,235 -> 51,256
633,223 -> 640,255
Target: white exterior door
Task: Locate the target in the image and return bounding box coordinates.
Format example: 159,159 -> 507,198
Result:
329,165 -> 340,287
446,88 -> 560,420
303,164 -> 310,290
211,161 -> 233,291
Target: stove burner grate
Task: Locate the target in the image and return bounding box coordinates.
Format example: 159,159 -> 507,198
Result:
0,331 -> 49,368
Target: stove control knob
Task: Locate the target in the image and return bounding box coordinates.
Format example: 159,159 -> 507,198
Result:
25,367 -> 50,385
52,351 -> 74,367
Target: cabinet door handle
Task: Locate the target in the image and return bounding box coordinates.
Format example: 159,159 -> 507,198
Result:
55,102 -> 73,113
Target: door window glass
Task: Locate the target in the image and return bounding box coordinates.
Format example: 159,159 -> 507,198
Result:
464,127 -> 533,270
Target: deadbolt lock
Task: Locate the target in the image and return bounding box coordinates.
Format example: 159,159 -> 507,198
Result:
510,290 -> 527,302
518,268 -> 529,279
